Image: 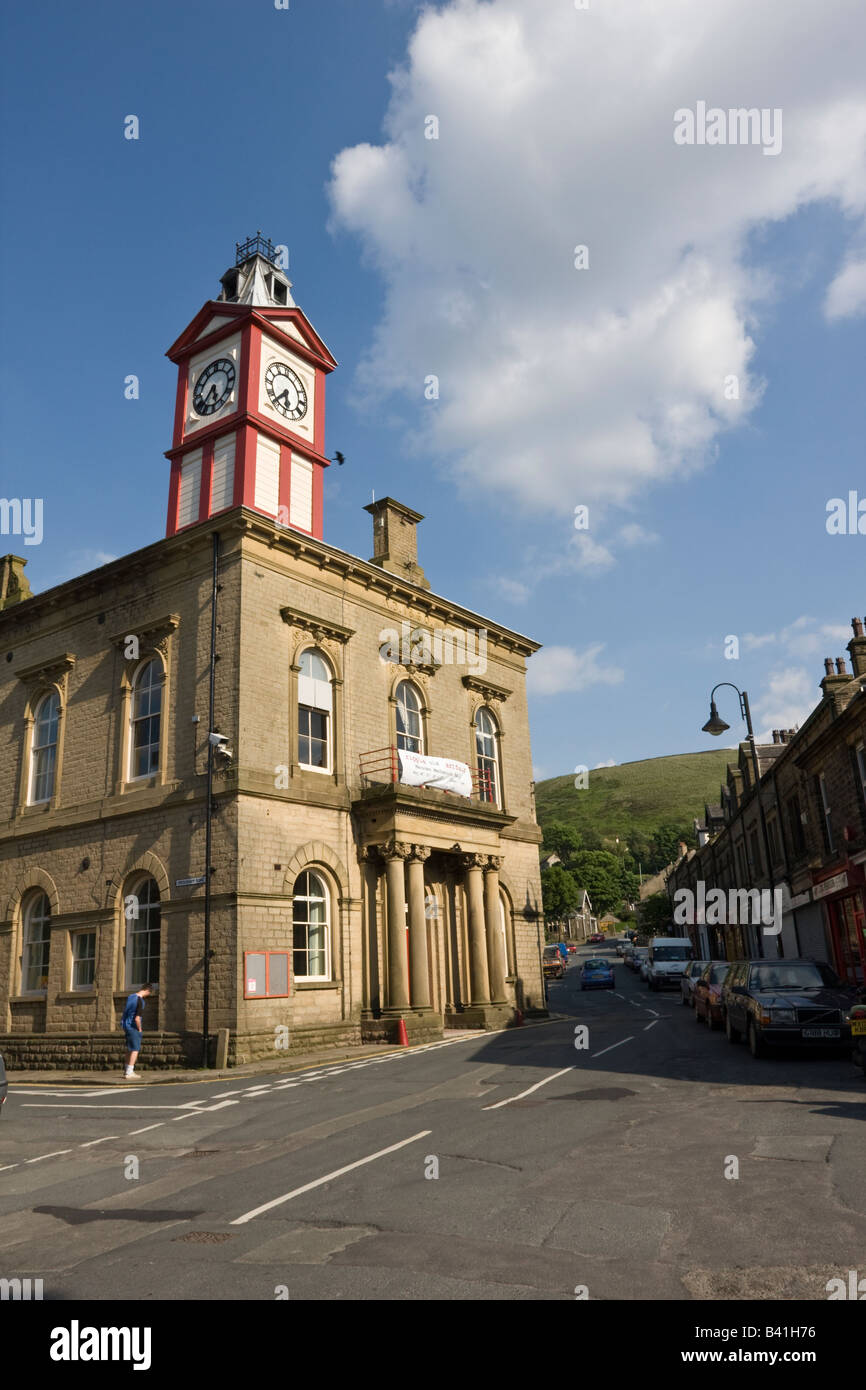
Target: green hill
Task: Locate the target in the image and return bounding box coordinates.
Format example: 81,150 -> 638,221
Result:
535,750 -> 733,861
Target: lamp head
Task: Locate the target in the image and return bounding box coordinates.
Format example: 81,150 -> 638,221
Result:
702,700 -> 730,737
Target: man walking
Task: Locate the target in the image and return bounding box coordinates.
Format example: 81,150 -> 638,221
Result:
121,985 -> 152,1079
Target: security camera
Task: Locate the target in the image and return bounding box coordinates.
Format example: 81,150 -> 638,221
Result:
208,732 -> 228,747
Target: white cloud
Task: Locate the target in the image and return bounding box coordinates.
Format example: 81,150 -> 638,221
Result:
824,256 -> 866,320
486,574 -> 531,604
742,616 -> 851,659
619,523 -> 659,547
527,643 -> 624,695
594,759 -> 617,768
752,666 -> 816,738
329,0 -> 866,516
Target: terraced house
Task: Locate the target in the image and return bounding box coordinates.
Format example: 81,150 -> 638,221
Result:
670,618 -> 866,984
0,238 -> 546,1069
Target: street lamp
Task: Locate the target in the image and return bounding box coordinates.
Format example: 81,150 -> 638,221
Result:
701,682 -> 775,959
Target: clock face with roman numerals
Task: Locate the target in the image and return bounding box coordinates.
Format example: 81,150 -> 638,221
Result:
265,361 -> 308,421
192,358 -> 236,416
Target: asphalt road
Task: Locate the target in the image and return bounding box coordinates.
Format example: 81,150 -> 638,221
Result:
2,944 -> 864,1301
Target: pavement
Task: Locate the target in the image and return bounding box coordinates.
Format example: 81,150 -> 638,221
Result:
2,945 -> 864,1301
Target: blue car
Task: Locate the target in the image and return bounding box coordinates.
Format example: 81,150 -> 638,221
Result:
580,958 -> 615,990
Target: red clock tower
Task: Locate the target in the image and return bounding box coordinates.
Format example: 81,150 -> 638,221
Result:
164,234 -> 337,539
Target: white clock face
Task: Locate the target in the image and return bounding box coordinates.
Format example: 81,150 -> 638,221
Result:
192,357 -> 236,416
265,361 -> 308,421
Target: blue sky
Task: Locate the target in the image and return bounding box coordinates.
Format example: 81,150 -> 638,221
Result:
1,0 -> 864,781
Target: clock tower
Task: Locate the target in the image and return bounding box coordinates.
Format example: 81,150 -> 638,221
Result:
164,234 -> 337,539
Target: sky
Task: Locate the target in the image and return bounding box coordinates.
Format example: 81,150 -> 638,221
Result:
1,0 -> 864,781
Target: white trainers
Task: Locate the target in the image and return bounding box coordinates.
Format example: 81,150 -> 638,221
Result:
124,1069 -> 142,1080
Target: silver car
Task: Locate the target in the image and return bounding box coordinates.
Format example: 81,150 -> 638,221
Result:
680,960 -> 710,1007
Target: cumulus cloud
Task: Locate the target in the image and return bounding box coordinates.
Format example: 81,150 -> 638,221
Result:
329,0 -> 866,516
752,666 -> 817,739
526,643 -> 624,696
743,616 -> 851,658
825,257 -> 866,320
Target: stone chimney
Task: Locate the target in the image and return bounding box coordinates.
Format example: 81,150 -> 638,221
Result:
0,555 -> 32,610
821,655 -> 850,700
848,617 -> 866,677
363,497 -> 430,590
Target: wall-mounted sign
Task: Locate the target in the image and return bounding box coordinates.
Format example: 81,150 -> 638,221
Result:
398,749 -> 472,798
812,872 -> 848,900
176,875 -> 207,887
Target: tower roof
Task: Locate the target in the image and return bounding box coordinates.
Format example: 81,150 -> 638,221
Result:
218,232 -> 295,309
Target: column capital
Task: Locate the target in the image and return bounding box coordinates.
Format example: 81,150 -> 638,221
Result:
459,852 -> 488,872
407,845 -> 431,864
484,855 -> 504,873
380,838 -> 412,862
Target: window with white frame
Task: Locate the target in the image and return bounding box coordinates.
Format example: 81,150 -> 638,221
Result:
292,870 -> 331,981
71,930 -> 96,991
126,876 -> 161,986
297,648 -> 332,771
29,690 -> 60,804
22,892 -> 51,993
396,680 -> 424,754
475,706 -> 501,805
129,658 -> 162,779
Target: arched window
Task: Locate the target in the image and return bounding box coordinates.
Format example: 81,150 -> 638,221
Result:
22,891 -> 51,993
126,876 -> 161,987
475,707 -> 501,805
298,648 -> 333,771
130,659 -> 162,779
29,690 -> 60,804
292,870 -> 331,981
396,680 -> 424,754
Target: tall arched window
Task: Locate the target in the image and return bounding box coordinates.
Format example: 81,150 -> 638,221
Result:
292,870 -> 331,981
22,891 -> 51,993
130,659 -> 162,779
298,648 -> 333,771
29,690 -> 60,804
396,680 -> 424,754
126,876 -> 161,987
475,707 -> 501,805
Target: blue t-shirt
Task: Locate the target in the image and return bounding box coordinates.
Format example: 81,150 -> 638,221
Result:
122,993 -> 144,1029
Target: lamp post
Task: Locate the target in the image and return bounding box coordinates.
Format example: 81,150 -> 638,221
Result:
702,682 -> 776,960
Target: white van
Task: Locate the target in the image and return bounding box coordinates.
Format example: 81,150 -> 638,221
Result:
646,937 -> 693,991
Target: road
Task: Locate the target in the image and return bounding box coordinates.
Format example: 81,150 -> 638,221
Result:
2,943 -> 864,1301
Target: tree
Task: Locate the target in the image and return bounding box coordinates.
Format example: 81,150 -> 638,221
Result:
541,865 -> 580,924
638,891 -> 674,935
540,820 -> 582,868
571,850 -> 624,917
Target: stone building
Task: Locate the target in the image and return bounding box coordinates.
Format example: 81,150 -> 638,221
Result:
667,620 -> 866,982
0,238 -> 546,1069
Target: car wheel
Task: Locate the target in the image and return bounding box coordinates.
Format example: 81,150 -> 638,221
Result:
725,1011 -> 741,1044
748,1019 -> 766,1058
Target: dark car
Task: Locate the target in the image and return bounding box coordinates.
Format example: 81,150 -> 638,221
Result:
721,958 -> 859,1058
580,958 -> 615,990
0,1051 -> 7,1119
693,961 -> 731,1029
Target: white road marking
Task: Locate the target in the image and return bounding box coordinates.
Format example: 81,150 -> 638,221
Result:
128,1123 -> 165,1135
592,1037 -> 634,1058
26,1150 -> 72,1163
79,1136 -> 120,1147
483,1066 -> 575,1111
231,1129 -> 433,1225
211,1090 -> 243,1099
0,1164 -> 20,1172
643,1020 -> 659,1031
645,1008 -> 660,1018
22,1103 -> 192,1111
196,1100 -> 239,1112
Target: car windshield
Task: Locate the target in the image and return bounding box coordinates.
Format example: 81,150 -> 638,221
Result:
708,963 -> 730,984
543,948 -> 558,960
653,946 -> 691,961
749,961 -> 842,991
634,949 -> 648,959
584,960 -> 609,971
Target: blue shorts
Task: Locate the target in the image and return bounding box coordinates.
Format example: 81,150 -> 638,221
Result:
124,1028 -> 142,1052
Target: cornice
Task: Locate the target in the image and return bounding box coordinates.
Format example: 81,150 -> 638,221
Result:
15,652 -> 76,687
279,605 -> 355,645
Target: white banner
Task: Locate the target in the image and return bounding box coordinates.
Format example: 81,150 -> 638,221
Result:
398,749 -> 472,798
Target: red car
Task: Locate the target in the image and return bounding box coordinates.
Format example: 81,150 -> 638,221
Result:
694,961 -> 731,1029
588,932 -> 605,945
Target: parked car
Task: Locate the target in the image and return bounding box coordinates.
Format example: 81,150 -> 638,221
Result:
588,932 -> 605,946
694,961 -> 732,1029
567,943 -> 579,954
721,958 -> 859,1058
615,940 -> 624,956
645,937 -> 694,992
542,945 -> 565,980
639,954 -> 652,982
580,957 -> 615,990
680,959 -> 710,1006
629,947 -> 648,973
0,1051 -> 7,1119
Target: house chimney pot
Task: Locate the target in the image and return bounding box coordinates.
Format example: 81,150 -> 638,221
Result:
836,657 -> 848,675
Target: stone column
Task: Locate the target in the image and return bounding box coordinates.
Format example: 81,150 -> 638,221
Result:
382,840 -> 411,1012
461,854 -> 491,1005
484,855 -> 507,1003
406,846 -> 432,1010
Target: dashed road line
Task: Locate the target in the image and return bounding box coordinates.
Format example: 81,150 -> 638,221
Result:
79,1136 -> 120,1147
25,1150 -> 72,1163
592,1037 -> 634,1058
483,1066 -> 575,1111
